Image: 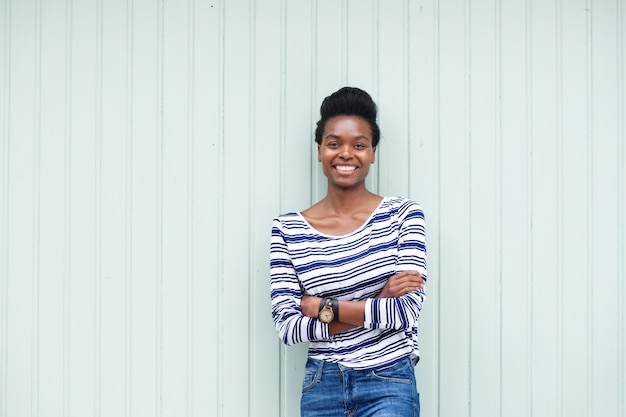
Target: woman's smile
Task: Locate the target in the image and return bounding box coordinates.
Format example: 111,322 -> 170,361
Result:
335,165 -> 357,172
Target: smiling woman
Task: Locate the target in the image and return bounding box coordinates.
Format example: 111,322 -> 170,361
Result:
270,87 -> 428,417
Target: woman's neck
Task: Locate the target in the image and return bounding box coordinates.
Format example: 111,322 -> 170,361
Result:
321,186 -> 380,214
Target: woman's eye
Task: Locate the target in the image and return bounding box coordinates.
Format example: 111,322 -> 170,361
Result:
354,143 -> 366,149
327,142 -> 339,148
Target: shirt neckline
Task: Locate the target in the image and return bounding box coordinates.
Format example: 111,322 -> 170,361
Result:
296,196 -> 388,238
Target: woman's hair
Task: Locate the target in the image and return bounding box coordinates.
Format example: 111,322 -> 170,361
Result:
314,87 -> 380,147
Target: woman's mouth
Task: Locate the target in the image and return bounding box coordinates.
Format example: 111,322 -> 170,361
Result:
335,165 -> 356,172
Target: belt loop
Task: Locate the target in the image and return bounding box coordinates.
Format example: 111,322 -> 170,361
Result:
316,358 -> 325,382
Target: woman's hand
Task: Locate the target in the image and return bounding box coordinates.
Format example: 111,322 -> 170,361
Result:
300,295 -> 322,318
376,270 -> 425,299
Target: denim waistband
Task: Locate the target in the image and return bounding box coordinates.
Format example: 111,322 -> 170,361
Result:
307,354 -> 417,373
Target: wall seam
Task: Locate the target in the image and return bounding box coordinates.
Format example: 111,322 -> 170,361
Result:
495,0 -> 504,415
373,0 -> 380,193
342,0 -> 348,85
555,0 -> 565,416
94,0 -> 103,416
0,1 -> 10,416
217,0 -> 225,415
434,0 -> 442,415
616,0 -> 624,415
32,0 -> 42,414
187,0 -> 195,416
405,0 -> 410,195
247,0 -> 255,415
585,1 -> 594,416
525,0 -> 534,415
124,0 -> 134,415
279,0 -> 288,412
374,0 -> 380,115
156,0 -> 165,415
309,0 -> 317,206
62,0 -> 74,414
465,0 -> 472,414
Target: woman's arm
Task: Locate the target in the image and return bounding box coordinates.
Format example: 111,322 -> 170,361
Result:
270,219 -> 331,345
364,201 -> 427,330
301,270 -> 425,335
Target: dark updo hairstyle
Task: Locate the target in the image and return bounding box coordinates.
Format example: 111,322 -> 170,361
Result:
314,87 -> 380,147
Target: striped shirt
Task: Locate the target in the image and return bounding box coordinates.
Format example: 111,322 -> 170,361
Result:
270,196 -> 427,370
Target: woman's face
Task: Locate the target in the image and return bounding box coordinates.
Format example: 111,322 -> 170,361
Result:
318,115 -> 376,190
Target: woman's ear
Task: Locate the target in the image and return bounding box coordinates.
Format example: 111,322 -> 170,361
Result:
371,147 -> 376,163
317,144 -> 321,162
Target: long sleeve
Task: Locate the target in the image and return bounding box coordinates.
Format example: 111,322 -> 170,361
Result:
270,219 -> 330,345
364,202 -> 427,330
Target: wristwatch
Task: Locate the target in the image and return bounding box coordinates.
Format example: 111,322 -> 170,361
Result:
318,298 -> 337,324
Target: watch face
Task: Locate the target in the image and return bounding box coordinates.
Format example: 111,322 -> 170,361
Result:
319,308 -> 334,323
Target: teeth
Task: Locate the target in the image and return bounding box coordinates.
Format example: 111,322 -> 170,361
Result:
336,165 -> 356,172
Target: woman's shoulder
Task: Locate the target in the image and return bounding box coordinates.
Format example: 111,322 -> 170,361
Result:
381,196 -> 423,212
273,211 -> 302,225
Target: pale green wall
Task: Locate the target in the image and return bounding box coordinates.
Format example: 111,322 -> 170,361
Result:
1,1 -> 625,416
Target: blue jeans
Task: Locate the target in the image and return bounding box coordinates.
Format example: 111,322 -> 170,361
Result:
300,356 -> 420,417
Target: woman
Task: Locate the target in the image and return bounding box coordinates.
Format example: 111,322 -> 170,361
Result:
270,87 -> 427,417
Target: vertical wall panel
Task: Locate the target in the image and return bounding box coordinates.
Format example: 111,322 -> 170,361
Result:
221,1 -> 252,416
161,0 -> 191,415
250,1 -> 282,415
281,3 -> 315,415
468,1 -> 500,416
408,1 -> 439,416
0,2 -> 8,414
130,0 -> 160,411
1,1 -> 625,417
345,1 -> 376,97
530,1 -> 559,416
590,1 -> 621,415
283,0 -> 313,211
98,1 -> 129,416
198,1 -> 223,416
68,0 -> 98,413
499,1 -> 532,416
437,0 -> 471,416
559,2 -> 592,417
189,0 -> 219,414
98,2 -> 126,415
5,1 -> 36,417
616,2 -> 626,416
378,0 -> 410,198
35,1 -> 54,415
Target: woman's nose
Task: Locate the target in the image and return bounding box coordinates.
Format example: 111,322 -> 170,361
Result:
340,145 -> 352,158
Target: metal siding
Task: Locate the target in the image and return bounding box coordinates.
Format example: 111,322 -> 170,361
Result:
591,1 -> 622,416
222,1 -> 252,416
437,0 -> 471,415
98,2 -> 130,416
559,1 -> 592,416
468,1 -> 500,415
408,1 -> 440,416
250,1 -> 282,416
0,1 -> 624,417
500,1 -> 532,416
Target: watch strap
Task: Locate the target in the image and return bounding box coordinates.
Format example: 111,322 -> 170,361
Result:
318,297 -> 328,314
330,299 -> 339,322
